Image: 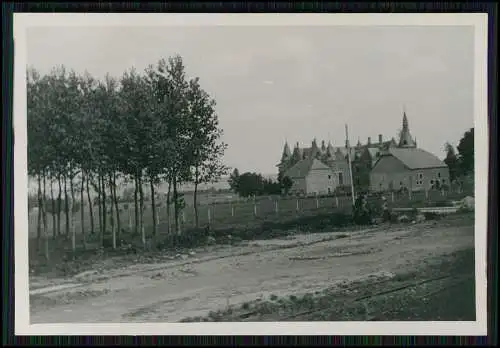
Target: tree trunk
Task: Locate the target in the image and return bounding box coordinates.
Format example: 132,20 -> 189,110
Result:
80,172 -> 86,248
138,173 -> 145,247
173,175 -> 180,235
64,175 -> 70,238
57,174 -> 62,236
50,178 -> 56,239
101,174 -> 107,247
166,179 -> 172,235
36,173 -> 42,252
108,173 -> 116,250
42,170 -> 49,260
194,165 -> 199,228
95,176 -> 102,236
150,177 -> 157,236
86,171 -> 95,235
112,172 -> 121,244
42,172 -> 48,239
70,175 -> 76,253
134,174 -> 139,236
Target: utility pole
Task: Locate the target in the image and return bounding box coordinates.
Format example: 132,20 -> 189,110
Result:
345,124 -> 356,206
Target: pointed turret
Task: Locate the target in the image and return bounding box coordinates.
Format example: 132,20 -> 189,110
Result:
280,140 -> 292,162
326,141 -> 334,157
321,140 -> 326,152
291,142 -> 302,163
310,138 -> 321,158
398,111 -> 416,148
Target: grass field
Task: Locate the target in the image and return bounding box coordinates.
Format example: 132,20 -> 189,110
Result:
28,188 -> 471,242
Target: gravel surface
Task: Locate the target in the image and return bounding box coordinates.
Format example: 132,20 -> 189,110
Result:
29,216 -> 474,323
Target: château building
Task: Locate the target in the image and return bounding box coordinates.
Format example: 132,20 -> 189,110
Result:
277,111 -> 438,195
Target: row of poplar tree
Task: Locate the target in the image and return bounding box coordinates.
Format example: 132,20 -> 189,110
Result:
27,55 -> 227,259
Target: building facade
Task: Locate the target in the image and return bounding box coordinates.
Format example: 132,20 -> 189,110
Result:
278,111 -> 447,194
278,139 -> 353,195
370,147 -> 450,192
283,158 -> 336,196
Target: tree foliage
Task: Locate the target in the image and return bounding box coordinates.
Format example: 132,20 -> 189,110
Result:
27,55 -> 227,252
457,128 -> 474,175
444,142 -> 459,181
228,170 -> 282,197
444,127 -> 474,181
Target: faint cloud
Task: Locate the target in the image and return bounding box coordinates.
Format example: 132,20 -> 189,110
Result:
263,80 -> 274,85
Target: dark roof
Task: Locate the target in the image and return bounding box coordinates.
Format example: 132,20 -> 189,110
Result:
377,148 -> 447,170
284,158 -> 332,178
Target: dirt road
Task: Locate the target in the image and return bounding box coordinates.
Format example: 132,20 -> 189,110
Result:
30,219 -> 474,323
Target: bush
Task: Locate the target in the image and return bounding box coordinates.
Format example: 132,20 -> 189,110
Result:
423,212 -> 441,220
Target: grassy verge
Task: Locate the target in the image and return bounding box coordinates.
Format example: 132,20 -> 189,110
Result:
29,209 -> 475,280
29,210 -> 354,278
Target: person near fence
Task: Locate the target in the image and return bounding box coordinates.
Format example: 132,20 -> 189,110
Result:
353,192 -> 371,225
381,195 -> 391,222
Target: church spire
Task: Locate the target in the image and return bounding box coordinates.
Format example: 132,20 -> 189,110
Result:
402,111 -> 409,130
398,109 -> 416,148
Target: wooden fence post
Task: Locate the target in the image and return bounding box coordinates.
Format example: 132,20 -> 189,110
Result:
408,189 -> 412,201
128,211 -> 132,231
425,189 -> 429,200
296,199 -> 299,211
253,203 -> 257,216
156,207 -> 160,226
441,188 -> 445,197
335,196 -> 339,208
231,205 -> 234,217
275,200 -> 279,214
316,197 -> 319,209
391,191 -> 395,203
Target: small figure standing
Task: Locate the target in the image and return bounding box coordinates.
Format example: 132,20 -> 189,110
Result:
381,195 -> 391,222
353,192 -> 371,225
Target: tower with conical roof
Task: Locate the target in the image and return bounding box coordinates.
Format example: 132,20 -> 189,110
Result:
281,141 -> 291,161
398,111 -> 416,148
277,140 -> 292,175
290,142 -> 302,164
311,138 -> 321,159
326,141 -> 334,158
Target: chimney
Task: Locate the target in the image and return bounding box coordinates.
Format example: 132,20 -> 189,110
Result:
367,137 -> 371,145
378,134 -> 383,144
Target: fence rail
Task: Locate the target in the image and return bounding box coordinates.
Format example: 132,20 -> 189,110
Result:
28,188 -> 471,239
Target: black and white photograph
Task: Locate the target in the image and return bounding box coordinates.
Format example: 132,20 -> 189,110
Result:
14,13 -> 488,335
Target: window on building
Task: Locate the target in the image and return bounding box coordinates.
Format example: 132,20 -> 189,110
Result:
338,172 -> 343,185
328,175 -> 331,180
328,188 -> 331,194
438,172 -> 441,178
414,172 -> 424,186
430,180 -> 434,185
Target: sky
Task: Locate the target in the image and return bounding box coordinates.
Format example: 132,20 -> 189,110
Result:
26,24 -> 474,175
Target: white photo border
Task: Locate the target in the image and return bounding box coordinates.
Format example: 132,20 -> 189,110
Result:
13,13 -> 489,336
